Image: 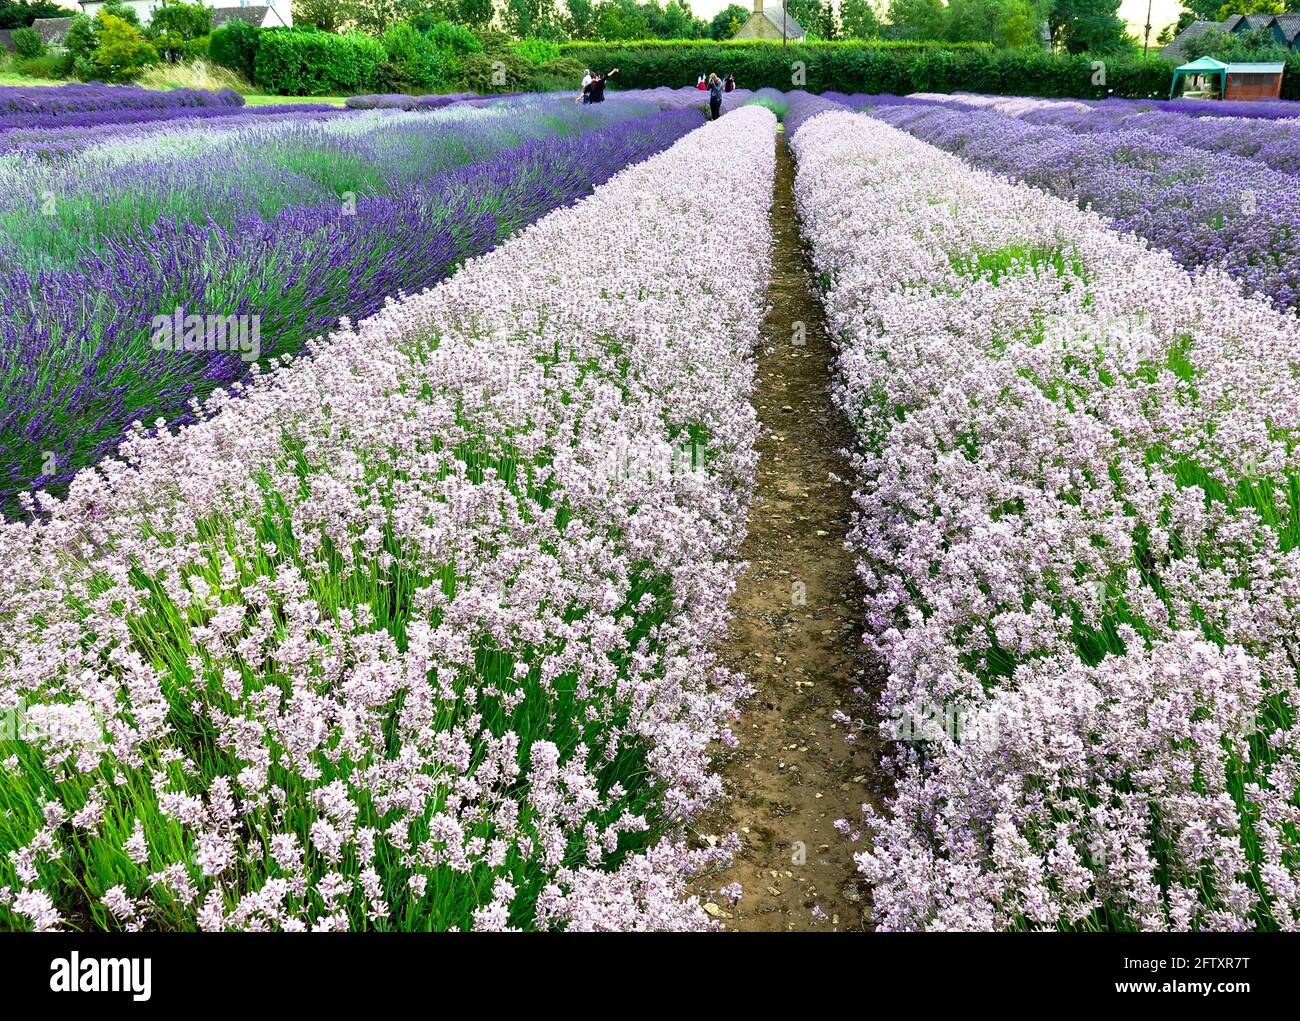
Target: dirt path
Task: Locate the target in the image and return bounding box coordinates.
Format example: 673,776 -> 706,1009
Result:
691,130 -> 884,931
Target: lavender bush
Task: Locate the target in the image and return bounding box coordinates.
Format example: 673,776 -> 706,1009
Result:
0,106 -> 778,932
0,99 -> 701,516
793,109 -> 1300,931
860,98 -> 1300,312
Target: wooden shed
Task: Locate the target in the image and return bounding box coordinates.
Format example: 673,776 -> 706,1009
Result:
1170,58 -> 1285,101
1223,62 -> 1285,101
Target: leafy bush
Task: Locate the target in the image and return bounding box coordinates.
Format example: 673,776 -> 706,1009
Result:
538,56 -> 583,78
422,19 -> 481,56
528,56 -> 584,93
15,50 -> 71,78
183,34 -> 210,62
98,0 -> 140,28
147,2 -> 210,42
382,22 -> 446,89
557,41 -> 1173,100
63,13 -> 96,62
455,49 -> 533,93
10,24 -> 41,58
146,2 -> 211,63
253,29 -> 386,95
91,13 -> 158,84
511,37 -> 560,65
208,20 -> 260,82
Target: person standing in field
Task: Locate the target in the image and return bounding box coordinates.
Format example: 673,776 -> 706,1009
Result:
581,69 -> 593,104
708,74 -> 723,121
589,68 -> 619,104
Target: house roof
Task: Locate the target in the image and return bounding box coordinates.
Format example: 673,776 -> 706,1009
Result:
1276,13 -> 1300,43
1159,20 -> 1222,60
31,16 -> 72,43
760,9 -> 805,37
210,6 -> 271,28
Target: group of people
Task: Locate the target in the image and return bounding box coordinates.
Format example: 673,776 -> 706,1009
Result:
696,73 -> 736,120
580,68 -> 618,104
577,67 -> 735,121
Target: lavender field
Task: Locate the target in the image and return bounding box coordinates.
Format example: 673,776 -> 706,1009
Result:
0,81 -> 1297,938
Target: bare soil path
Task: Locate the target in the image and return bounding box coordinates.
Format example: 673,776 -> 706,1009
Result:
691,130 -> 884,932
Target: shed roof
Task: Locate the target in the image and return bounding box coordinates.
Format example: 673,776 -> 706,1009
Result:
1225,62 -> 1285,73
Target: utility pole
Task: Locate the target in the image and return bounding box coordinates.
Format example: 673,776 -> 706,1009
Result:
1144,0 -> 1153,56
783,0 -> 788,47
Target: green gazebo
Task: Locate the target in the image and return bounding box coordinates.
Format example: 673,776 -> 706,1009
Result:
1169,56 -> 1228,99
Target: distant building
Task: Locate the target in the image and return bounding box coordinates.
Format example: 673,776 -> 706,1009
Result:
74,1 -> 292,29
0,14 -> 74,51
732,0 -> 805,41
1161,13 -> 1300,60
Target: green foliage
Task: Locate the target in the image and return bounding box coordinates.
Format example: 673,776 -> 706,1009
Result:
382,21 -> 447,87
456,48 -> 534,91
839,0 -> 882,40
528,54 -> 583,90
0,1 -> 74,32
1048,0 -> 1131,55
423,18 -> 482,54
1183,25 -> 1290,61
292,0 -> 349,33
253,28 -> 387,95
98,1 -> 140,28
10,24 -> 42,58
15,50 -> 70,77
557,40 -> 1173,99
538,54 -> 582,76
708,3 -> 749,40
145,2 -> 211,64
91,13 -> 158,83
62,13 -> 95,61
1217,0 -> 1283,16
512,35 -> 560,63
209,20 -> 261,81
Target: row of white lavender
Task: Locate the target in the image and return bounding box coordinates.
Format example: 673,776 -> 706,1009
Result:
0,106 -> 778,932
792,110 -> 1300,931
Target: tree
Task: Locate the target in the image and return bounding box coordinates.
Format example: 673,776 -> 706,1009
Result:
1216,0 -> 1283,16
1183,22 -> 1289,57
0,1 -> 75,31
1048,0 -> 1130,54
346,0 -> 408,34
655,0 -> 705,38
92,12 -> 158,82
457,0 -> 495,28
594,0 -> 650,39
292,0 -> 350,32
709,2 -> 748,37
63,12 -> 96,61
566,0 -> 597,37
886,0 -> 948,39
145,2 -> 210,63
840,0 -> 882,38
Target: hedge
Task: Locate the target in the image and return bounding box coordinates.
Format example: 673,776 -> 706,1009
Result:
562,42 -> 1174,100
252,29 -> 387,96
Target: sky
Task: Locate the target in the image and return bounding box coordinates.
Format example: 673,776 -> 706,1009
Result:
685,0 -> 1189,41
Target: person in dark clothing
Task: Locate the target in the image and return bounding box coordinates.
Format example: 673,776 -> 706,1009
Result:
708,74 -> 723,121
589,68 -> 619,103
724,73 -> 735,93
